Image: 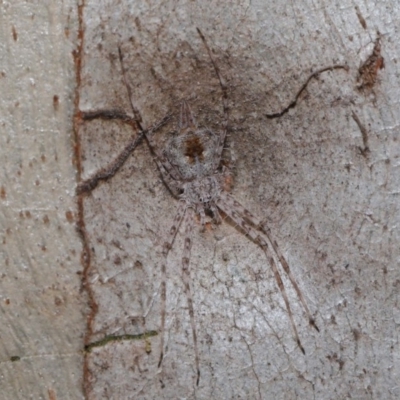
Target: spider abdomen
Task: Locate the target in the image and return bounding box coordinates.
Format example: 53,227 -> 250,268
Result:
182,175 -> 221,205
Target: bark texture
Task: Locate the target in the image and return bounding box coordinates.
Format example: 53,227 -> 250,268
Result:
1,1 -> 399,399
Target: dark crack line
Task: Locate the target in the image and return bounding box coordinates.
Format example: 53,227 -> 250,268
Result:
84,330 -> 158,353
351,111 -> 370,157
243,338 -> 262,400
266,64 -> 349,119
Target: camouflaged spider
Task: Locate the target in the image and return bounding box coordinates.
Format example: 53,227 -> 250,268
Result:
78,28 -> 318,385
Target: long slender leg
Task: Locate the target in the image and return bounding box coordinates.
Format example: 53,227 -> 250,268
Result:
210,203 -> 222,225
217,197 -> 306,354
153,157 -> 183,198
158,202 -> 187,370
260,225 -> 319,331
78,47 -> 172,195
77,54 -> 148,195
145,135 -> 183,184
196,204 -> 206,229
77,115 -> 170,194
118,47 -> 146,132
197,28 -> 229,171
118,47 -> 183,182
181,207 -> 200,385
220,193 -> 318,331
179,100 -> 197,131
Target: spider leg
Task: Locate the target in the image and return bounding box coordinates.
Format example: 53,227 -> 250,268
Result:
118,47 -> 183,183
145,137 -> 184,186
152,156 -> 184,198
220,193 -> 319,331
76,115 -> 169,194
260,225 -> 319,331
118,47 -> 146,132
158,202 -> 187,370
181,207 -> 201,385
210,202 -> 222,225
78,45 -> 172,195
196,204 -> 206,229
180,100 -> 197,130
217,196 -> 306,354
197,28 -> 229,171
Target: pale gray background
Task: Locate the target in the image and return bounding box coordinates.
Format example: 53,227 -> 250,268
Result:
0,1 -> 85,400
1,1 -> 399,399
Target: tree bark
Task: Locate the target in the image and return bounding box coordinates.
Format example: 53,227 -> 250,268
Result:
0,1 -> 86,399
1,1 -> 399,399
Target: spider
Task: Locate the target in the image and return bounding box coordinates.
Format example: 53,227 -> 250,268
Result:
78,28 -> 318,386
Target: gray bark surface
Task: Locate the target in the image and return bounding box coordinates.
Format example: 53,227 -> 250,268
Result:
1,1 -> 399,399
0,2 -> 85,399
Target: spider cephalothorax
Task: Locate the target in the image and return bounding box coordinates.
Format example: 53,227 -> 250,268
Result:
165,102 -> 222,180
